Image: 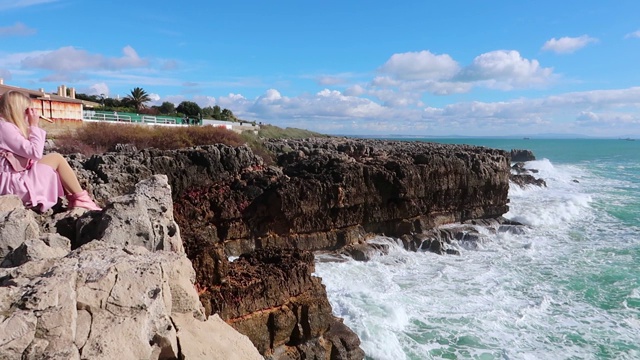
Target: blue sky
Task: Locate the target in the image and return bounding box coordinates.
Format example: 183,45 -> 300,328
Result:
1,0 -> 640,137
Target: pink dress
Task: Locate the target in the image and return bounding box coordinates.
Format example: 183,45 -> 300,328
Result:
0,120 -> 64,211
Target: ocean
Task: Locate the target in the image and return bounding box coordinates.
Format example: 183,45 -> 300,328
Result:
314,138 -> 640,360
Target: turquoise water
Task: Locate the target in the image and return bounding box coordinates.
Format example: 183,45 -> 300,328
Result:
315,139 -> 640,360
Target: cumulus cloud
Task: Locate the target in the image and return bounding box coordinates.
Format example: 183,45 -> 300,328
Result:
148,93 -> 161,102
150,85 -> 640,136
0,22 -> 36,37
379,50 -> 460,81
420,87 -> 640,135
21,45 -> 148,72
542,35 -> 598,54
344,84 -> 366,96
192,95 -> 216,107
223,88 -> 390,123
372,49 -> 553,100
625,30 -> 640,39
458,50 -> 553,89
86,82 -> 109,96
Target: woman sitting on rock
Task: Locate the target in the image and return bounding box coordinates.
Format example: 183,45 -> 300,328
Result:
0,90 -> 101,211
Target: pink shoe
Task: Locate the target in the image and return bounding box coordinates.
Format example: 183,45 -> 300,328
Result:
67,190 -> 102,211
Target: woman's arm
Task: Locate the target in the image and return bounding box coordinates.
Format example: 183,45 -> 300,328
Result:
0,122 -> 46,160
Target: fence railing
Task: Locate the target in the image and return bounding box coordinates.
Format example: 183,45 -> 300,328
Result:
83,111 -> 180,125
141,115 -> 176,124
84,111 -> 133,122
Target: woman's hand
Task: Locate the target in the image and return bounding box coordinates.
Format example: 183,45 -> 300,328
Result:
25,107 -> 39,127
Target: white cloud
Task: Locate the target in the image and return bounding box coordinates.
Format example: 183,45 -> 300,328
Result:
216,93 -> 252,113
542,35 -> 598,54
317,75 -> 346,86
222,88 -> 391,124
86,82 -> 109,96
575,111 -> 640,128
291,87 -> 639,135
0,22 -> 36,37
625,30 -> 640,39
0,50 -> 47,68
144,85 -> 640,137
379,50 -> 460,81
0,0 -> 57,11
344,84 -> 365,96
458,50 -> 554,90
148,93 -> 161,102
192,95 -> 216,107
372,50 -> 553,99
21,45 -> 148,73
0,68 -> 11,80
162,95 -> 186,106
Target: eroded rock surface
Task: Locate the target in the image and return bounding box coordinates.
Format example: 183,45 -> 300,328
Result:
55,138 -> 514,360
206,248 -> 364,360
0,175 -> 262,360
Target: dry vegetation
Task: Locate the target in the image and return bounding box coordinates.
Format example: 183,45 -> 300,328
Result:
53,122 -> 325,165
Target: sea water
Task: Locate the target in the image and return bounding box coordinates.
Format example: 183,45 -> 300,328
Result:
314,139 -> 640,360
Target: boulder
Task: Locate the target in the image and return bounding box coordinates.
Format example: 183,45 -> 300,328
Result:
510,149 -> 536,162
510,174 -> 547,188
173,313 -> 262,360
0,196 -> 40,259
75,175 -> 183,253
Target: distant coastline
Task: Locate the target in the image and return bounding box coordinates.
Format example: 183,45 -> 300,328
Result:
342,134 -> 640,140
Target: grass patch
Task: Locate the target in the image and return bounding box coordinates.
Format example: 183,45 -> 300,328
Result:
257,125 -> 328,139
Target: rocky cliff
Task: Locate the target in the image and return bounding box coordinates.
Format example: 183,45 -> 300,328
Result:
0,176 -> 262,360
57,137 -> 511,359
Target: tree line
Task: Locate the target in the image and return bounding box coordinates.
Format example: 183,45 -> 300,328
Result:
76,87 -> 240,122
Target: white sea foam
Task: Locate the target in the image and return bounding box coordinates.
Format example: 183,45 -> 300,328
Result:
315,157 -> 640,359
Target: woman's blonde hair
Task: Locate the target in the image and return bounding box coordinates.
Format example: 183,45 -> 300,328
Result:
0,90 -> 31,138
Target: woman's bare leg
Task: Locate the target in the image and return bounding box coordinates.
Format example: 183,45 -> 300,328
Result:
38,153 -> 83,194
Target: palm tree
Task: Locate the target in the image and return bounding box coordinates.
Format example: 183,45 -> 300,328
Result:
126,87 -> 151,112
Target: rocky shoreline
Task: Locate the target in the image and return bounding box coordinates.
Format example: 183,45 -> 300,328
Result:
0,138 -> 544,359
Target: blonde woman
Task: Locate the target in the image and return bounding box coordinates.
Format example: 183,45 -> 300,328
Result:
0,90 -> 101,211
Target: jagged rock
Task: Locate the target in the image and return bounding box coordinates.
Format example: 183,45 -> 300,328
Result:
1,243 -> 175,359
0,238 -> 260,360
75,175 -> 183,253
510,149 -> 536,162
510,174 -> 547,188
339,242 -> 389,261
0,233 -> 70,267
70,139 -> 509,257
0,175 -> 263,360
511,162 -> 540,175
61,138 -> 515,360
206,248 -> 363,359
0,197 -> 40,259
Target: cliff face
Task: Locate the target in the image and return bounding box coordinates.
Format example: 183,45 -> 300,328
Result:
70,137 -> 511,359
0,176 -> 263,360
